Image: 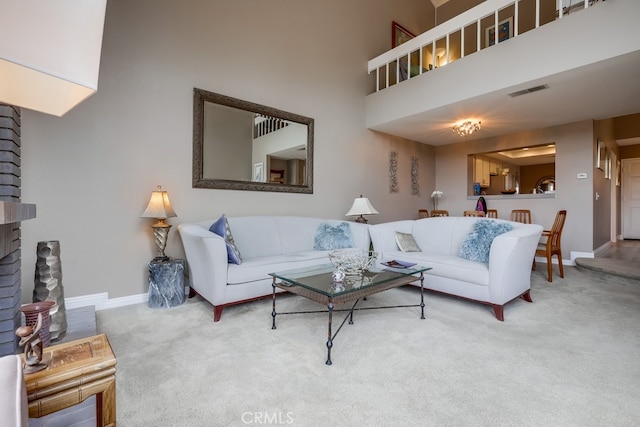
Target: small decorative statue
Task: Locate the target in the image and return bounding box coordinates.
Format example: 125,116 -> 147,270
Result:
15,313 -> 48,373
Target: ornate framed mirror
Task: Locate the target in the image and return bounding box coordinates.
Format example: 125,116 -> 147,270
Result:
193,88 -> 314,193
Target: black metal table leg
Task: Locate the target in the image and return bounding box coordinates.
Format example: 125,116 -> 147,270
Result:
326,299 -> 334,365
271,277 -> 277,329
419,272 -> 425,320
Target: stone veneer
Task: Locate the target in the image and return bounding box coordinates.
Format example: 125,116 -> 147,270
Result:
0,104 -> 26,356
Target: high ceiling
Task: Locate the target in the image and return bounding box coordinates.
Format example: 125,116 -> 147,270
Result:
368,50 -> 640,146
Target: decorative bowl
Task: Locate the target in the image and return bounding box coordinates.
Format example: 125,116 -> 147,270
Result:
328,249 -> 377,276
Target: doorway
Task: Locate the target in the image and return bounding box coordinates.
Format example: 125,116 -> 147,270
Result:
621,158 -> 640,239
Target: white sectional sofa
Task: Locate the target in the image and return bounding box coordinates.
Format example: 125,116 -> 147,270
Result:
177,216 -> 371,321
368,216 -> 543,320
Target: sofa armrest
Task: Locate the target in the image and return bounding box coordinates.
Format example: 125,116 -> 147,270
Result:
177,224 -> 229,305
488,225 -> 543,304
0,355 -> 28,427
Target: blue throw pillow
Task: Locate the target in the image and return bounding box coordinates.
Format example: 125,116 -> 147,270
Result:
459,220 -> 513,264
209,214 -> 242,265
313,222 -> 354,251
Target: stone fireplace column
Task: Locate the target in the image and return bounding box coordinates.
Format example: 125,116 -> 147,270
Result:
0,104 -> 36,356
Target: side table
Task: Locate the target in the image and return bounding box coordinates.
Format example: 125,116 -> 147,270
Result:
22,333 -> 117,427
148,258 -> 186,308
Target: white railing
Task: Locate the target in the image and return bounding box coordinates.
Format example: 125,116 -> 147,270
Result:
254,114 -> 291,139
368,0 -> 599,93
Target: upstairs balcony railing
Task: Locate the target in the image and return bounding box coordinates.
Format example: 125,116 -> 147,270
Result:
368,0 -> 603,93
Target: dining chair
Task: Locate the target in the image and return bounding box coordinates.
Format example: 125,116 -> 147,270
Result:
430,210 -> 449,217
418,209 -> 429,219
463,210 -> 485,217
510,209 -> 532,224
534,210 -> 567,282
487,209 -> 498,218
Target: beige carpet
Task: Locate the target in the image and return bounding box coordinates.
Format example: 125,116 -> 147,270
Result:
97,266 -> 640,426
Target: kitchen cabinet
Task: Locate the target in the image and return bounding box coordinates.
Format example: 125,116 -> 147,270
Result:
474,156 -> 490,187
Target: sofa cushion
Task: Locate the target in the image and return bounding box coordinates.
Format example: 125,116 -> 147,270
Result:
313,222 -> 354,250
227,251 -> 330,285
459,220 -> 513,264
210,214 -> 243,265
395,232 -> 421,252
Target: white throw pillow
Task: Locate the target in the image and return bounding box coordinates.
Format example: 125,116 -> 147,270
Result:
395,232 -> 421,252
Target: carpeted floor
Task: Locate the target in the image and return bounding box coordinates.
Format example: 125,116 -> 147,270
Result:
97,265 -> 640,427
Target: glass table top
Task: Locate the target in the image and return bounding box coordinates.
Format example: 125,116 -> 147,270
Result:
269,262 -> 431,298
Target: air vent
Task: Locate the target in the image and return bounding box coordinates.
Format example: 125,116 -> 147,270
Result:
508,84 -> 549,97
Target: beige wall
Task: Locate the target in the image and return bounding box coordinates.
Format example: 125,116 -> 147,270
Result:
436,120 -> 595,258
19,0 -> 435,302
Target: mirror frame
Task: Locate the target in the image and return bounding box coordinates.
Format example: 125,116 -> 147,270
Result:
193,88 -> 314,193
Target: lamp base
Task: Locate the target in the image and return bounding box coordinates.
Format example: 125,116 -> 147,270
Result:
354,215 -> 368,224
151,222 -> 171,260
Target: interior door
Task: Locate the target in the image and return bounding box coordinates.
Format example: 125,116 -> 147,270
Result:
622,158 -> 640,239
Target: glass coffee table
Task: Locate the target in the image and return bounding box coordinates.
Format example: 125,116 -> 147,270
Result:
269,262 -> 431,365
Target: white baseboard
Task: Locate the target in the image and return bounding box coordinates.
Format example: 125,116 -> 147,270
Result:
534,250 -> 594,267
65,292 -> 149,311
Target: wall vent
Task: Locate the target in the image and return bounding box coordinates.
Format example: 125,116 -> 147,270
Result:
508,84 -> 549,98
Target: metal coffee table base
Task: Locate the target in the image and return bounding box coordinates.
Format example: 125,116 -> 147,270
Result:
271,272 -> 425,365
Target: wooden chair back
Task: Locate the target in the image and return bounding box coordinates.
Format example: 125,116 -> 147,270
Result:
546,210 -> 567,250
464,210 -> 485,217
418,209 -> 429,219
430,210 -> 449,217
510,209 -> 532,224
486,209 -> 498,218
534,210 -> 567,282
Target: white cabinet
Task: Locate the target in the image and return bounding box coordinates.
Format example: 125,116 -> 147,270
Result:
474,157 -> 490,187
489,159 -> 501,175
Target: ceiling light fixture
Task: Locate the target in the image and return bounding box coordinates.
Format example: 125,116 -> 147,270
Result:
453,120 -> 481,137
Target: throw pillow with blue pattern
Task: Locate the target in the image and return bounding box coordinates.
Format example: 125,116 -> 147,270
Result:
313,222 -> 354,250
209,214 -> 242,265
459,220 -> 513,264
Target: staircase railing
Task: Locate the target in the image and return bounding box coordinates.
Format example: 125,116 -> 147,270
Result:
368,0 -> 601,93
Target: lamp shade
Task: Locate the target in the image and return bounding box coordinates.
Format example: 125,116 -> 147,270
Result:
0,0 -> 107,116
141,188 -> 177,220
346,196 -> 379,217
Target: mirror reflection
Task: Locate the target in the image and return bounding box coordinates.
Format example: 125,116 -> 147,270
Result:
193,88 -> 314,193
469,143 -> 555,195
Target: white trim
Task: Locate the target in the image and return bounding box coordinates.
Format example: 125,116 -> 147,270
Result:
593,242 -> 611,257
570,251 -> 594,264
65,292 -> 149,311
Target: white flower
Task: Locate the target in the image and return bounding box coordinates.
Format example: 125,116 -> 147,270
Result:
431,190 -> 443,199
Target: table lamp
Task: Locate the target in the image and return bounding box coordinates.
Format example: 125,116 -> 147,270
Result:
141,186 -> 177,261
345,195 -> 379,224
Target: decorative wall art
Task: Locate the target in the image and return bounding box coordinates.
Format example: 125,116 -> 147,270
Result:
485,17 -> 513,47
411,155 -> 419,195
596,139 -> 605,171
605,148 -> 612,180
253,162 -> 264,182
392,21 -> 415,48
617,160 -> 621,186
389,151 -> 399,193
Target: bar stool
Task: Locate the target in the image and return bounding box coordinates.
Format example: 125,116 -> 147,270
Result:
487,209 -> 498,218
430,210 -> 449,217
418,209 -> 429,219
464,210 -> 485,217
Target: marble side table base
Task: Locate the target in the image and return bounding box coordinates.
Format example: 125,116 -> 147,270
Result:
148,258 -> 185,308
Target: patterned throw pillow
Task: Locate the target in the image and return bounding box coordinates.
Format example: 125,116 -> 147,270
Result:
395,232 -> 421,252
209,214 -> 242,265
459,220 -> 513,264
313,222 -> 354,250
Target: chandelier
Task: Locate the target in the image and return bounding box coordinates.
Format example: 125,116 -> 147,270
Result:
452,120 -> 481,137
